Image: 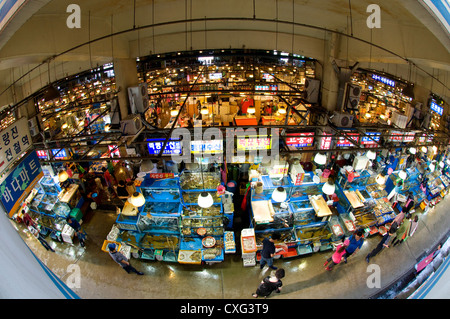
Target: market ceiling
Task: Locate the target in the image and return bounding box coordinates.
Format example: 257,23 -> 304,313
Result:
0,0 -> 449,107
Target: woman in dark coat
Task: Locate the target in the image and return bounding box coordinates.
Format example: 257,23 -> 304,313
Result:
252,268 -> 285,298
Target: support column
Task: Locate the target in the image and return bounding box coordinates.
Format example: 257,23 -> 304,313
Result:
113,58 -> 139,120
319,31 -> 340,112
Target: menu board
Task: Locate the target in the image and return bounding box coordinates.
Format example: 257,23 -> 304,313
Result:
147,138 -> 182,155
286,132 -> 314,148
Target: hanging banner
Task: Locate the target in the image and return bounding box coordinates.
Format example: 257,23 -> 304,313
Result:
320,132 -> 332,150
191,140 -> 223,154
0,151 -> 43,216
236,136 -> 271,151
147,138 -> 182,156
361,132 -> 381,147
337,133 -> 359,147
285,132 -> 314,148
0,117 -> 32,176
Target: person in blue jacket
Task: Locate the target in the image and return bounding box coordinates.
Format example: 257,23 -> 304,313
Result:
343,230 -> 365,263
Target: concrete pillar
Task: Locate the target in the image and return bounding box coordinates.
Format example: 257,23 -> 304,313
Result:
319,32 -> 340,112
113,58 -> 139,120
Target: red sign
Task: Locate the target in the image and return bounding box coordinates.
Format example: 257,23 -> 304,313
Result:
286,132 -> 314,148
320,133 -> 332,150
337,133 -> 359,147
149,173 -> 175,179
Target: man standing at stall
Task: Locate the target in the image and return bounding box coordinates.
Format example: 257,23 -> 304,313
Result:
260,233 -> 281,270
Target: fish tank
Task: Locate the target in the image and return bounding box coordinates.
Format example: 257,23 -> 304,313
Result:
182,191 -> 221,204
255,229 -> 295,246
142,201 -> 181,215
182,204 -> 222,217
293,209 -> 316,226
39,176 -> 61,194
139,233 -> 180,250
52,201 -> 71,218
179,172 -> 221,190
295,223 -> 332,244
138,214 -> 179,233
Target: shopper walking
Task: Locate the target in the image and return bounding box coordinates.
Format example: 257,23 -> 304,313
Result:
392,219 -> 411,247
408,215 -> 419,238
365,227 -> 397,263
259,233 -> 281,270
343,230 -> 364,263
324,239 -> 350,271
108,243 -> 144,275
28,225 -> 55,252
252,268 -> 285,298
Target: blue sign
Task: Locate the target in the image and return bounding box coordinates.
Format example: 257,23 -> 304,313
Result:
361,132 -> 381,145
430,100 -> 443,116
0,151 -> 43,215
51,149 -> 68,159
372,74 -> 395,87
147,139 -> 182,155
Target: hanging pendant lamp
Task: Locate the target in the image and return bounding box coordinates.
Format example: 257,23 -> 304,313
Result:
272,186 -> 287,202
129,192 -> 145,207
197,160 -> 213,208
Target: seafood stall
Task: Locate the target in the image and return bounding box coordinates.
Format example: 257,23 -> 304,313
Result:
250,171 -> 335,261
26,176 -> 82,241
179,169 -> 228,264
115,177 -> 182,262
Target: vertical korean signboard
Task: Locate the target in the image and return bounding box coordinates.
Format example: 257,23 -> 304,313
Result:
0,117 -> 32,176
1,151 -> 43,216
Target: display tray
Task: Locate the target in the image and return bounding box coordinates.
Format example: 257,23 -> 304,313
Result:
309,195 -> 332,217
178,250 -> 202,264
344,190 -> 364,209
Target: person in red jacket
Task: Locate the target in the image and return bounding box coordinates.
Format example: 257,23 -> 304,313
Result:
324,239 -> 350,271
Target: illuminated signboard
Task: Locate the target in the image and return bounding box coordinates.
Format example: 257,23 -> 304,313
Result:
372,74 -> 395,87
108,145 -> 121,157
36,150 -> 48,159
389,131 -> 415,143
191,140 -> 223,154
320,133 -> 332,150
209,73 -> 222,80
361,132 -> 381,146
430,100 -> 443,116
147,139 -> 182,155
51,149 -> 68,159
337,133 -> 359,147
236,136 -> 271,151
286,132 -> 314,148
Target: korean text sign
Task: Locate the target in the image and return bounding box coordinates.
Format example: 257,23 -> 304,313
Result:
0,118 -> 32,175
0,151 -> 43,216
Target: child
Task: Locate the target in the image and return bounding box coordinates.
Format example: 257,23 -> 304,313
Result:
324,239 -> 350,271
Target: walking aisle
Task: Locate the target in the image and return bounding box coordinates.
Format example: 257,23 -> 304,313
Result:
14,196 -> 450,299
